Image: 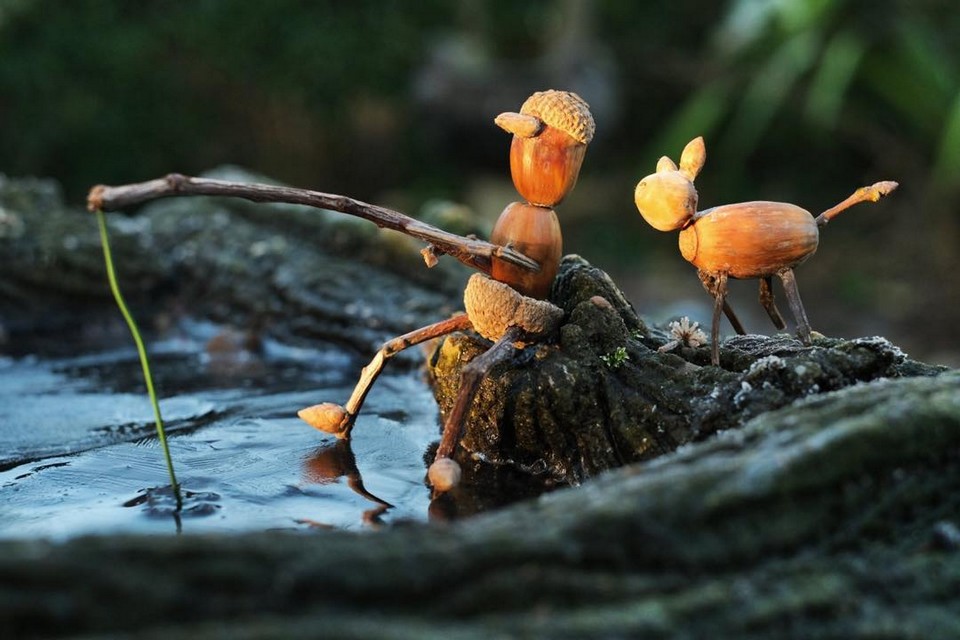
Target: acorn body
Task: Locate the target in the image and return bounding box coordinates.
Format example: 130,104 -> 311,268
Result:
509,126 -> 586,207
678,202 -> 819,278
490,201 -> 563,299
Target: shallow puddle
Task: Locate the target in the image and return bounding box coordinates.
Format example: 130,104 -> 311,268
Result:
0,321 -> 442,539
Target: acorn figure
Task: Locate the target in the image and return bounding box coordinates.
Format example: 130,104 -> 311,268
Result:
299,90 -> 595,492
634,136 -> 897,366
490,90 -> 594,297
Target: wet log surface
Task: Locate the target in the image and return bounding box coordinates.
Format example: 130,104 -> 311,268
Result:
3,371 -> 959,638
1,172 -> 958,638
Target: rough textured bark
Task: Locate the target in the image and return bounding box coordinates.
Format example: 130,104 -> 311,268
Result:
428,255 -> 945,495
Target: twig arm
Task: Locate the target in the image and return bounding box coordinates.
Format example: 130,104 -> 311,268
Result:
87,174 -> 540,274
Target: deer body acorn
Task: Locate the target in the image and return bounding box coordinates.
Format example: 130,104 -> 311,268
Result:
678,202 -> 819,278
635,136 -> 898,365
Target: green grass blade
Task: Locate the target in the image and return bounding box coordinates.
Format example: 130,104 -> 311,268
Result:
95,208 -> 182,510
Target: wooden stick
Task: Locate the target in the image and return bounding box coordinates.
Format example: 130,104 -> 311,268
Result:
298,313 -> 473,438
778,268 -> 812,344
87,174 -> 541,275
722,300 -> 747,336
710,273 -> 728,366
759,276 -> 787,330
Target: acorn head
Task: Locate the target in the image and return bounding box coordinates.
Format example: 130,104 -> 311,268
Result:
634,137 -> 705,232
496,90 -> 595,207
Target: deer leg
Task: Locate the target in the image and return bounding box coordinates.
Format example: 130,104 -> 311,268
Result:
299,313 -> 473,438
428,325 -> 524,493
700,271 -> 729,366
722,300 -> 747,335
777,269 -> 812,344
759,276 -> 787,330
700,270 -> 743,337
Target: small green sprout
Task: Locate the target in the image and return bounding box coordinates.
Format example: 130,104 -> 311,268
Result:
96,209 -> 182,509
600,346 -> 630,369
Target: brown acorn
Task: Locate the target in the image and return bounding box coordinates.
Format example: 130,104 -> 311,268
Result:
496,90 -> 595,207
489,201 -> 563,299
679,202 -> 819,278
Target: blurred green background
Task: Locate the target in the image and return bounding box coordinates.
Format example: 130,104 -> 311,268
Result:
1,0 -> 957,363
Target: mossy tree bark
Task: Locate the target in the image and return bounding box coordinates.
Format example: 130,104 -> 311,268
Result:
428,256 -> 944,502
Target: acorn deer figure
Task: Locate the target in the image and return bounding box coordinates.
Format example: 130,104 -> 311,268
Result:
634,137 -> 898,366
299,90 -> 595,492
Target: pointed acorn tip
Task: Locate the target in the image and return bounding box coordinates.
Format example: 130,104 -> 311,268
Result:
298,403 -> 350,437
495,112 -> 544,138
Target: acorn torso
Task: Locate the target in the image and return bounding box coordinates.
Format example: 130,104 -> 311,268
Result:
490,201 -> 563,299
678,202 -> 819,279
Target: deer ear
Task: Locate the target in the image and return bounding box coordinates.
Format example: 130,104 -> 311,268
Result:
679,137 -> 706,180
656,156 -> 678,173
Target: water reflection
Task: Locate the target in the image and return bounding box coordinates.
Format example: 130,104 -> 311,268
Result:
122,485 -> 223,534
300,439 -> 393,527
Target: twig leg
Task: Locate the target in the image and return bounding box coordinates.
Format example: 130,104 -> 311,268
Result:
299,313 -> 473,438
700,270 -> 743,338
777,269 -> 812,344
428,326 -> 524,493
722,300 -> 747,335
759,276 -> 787,330
701,272 -> 729,366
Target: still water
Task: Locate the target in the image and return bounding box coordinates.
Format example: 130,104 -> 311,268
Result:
0,321 -> 440,539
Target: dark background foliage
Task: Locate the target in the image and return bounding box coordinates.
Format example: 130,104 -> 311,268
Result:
1,0 -> 957,362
